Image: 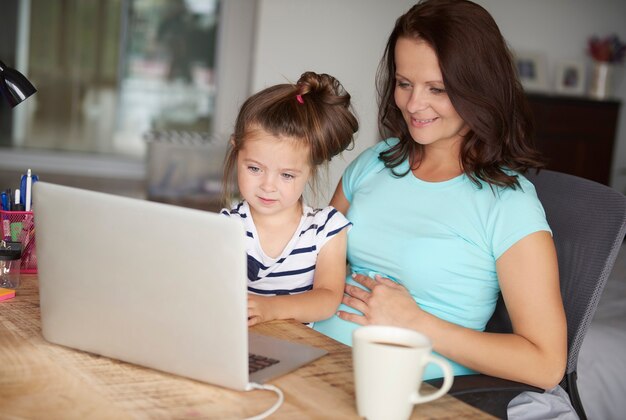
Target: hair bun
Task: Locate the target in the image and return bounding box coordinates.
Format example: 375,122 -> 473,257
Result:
296,71 -> 351,107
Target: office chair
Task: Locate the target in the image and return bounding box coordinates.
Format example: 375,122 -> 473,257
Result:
427,169 -> 626,419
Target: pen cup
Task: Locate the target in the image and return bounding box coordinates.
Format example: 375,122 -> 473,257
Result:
0,210 -> 36,274
0,240 -> 22,289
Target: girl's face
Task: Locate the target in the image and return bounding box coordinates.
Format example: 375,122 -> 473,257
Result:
393,37 -> 467,151
236,128 -> 311,219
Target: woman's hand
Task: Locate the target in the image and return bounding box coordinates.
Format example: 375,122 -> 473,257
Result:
337,274 -> 424,328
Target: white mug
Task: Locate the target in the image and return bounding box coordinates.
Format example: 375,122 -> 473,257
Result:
352,326 -> 454,420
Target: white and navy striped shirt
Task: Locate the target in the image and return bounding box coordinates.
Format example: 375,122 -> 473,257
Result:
221,201 -> 351,295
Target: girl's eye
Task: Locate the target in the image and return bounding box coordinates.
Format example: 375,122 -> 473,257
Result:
247,166 -> 260,173
281,173 -> 295,180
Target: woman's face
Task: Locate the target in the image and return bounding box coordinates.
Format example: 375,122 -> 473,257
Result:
393,37 -> 467,150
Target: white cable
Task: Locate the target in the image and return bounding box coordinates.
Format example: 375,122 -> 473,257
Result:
244,383 -> 285,420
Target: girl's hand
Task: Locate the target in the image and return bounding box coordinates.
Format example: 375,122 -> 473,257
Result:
338,274 -> 424,327
247,294 -> 274,326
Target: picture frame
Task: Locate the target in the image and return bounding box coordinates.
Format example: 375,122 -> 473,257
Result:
513,51 -> 549,92
555,61 -> 586,96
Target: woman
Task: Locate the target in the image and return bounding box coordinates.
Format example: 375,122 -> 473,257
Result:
314,0 -> 573,416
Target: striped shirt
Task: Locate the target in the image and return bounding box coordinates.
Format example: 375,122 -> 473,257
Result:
221,201 -> 351,295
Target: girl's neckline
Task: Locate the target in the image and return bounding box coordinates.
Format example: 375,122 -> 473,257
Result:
245,201 -> 308,261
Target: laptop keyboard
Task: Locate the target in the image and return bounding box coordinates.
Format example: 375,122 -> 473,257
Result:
249,353 -> 280,374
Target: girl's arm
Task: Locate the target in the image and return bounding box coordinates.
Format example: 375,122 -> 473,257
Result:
339,230 -> 567,389
247,226 -> 348,326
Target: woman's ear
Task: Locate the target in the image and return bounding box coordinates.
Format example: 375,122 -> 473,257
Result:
229,136 -> 236,147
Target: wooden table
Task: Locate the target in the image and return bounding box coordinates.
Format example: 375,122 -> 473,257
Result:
0,276 -> 493,419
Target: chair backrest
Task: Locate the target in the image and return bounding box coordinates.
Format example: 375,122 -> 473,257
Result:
487,169 -> 626,379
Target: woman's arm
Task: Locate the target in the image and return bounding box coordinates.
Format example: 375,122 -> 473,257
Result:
247,227 -> 348,326
437,230 -> 566,388
330,178 -> 350,215
339,230 -> 567,389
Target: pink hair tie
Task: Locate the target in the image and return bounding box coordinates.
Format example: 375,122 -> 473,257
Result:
296,94 -> 304,104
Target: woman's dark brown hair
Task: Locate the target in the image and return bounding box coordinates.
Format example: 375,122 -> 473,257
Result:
377,0 -> 543,188
222,71 -> 358,204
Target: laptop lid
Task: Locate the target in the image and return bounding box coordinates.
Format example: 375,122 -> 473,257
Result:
33,182 -> 326,391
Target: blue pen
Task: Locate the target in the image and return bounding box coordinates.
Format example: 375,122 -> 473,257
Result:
1,191 -> 9,240
0,191 -> 7,211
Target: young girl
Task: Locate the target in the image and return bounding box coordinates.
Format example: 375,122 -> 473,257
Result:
221,71 -> 359,326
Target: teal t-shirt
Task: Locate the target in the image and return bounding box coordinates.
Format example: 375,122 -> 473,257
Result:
314,138 -> 551,379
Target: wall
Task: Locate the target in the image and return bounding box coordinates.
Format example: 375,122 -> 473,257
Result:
250,0 -> 626,201
479,0 -> 626,192
251,0 -> 415,203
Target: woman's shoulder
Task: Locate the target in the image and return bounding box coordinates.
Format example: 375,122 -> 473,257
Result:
515,172 -> 538,192
341,138 -> 401,200
369,137 -> 401,155
345,138 -> 398,175
352,137 -> 399,160
494,171 -> 539,199
482,171 -> 551,258
477,171 -> 543,214
460,171 -> 544,217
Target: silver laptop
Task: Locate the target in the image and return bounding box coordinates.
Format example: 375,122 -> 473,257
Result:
33,182 -> 327,391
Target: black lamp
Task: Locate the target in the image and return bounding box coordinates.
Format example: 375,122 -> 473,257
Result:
0,60 -> 37,107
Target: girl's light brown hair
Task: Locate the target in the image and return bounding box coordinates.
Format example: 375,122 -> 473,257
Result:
222,71 -> 358,204
377,0 -> 544,188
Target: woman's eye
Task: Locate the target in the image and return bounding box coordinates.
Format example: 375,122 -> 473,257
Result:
396,81 -> 411,89
247,166 -> 260,173
281,173 -> 295,180
430,87 -> 446,94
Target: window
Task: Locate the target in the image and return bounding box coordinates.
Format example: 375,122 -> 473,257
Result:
1,0 -> 219,158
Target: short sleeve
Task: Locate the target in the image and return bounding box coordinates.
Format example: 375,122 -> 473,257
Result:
342,138 -> 400,202
489,176 -> 552,259
314,206 -> 352,250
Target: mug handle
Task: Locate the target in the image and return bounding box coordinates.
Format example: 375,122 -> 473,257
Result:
410,354 -> 454,404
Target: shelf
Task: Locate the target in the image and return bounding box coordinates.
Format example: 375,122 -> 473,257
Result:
526,93 -> 622,185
